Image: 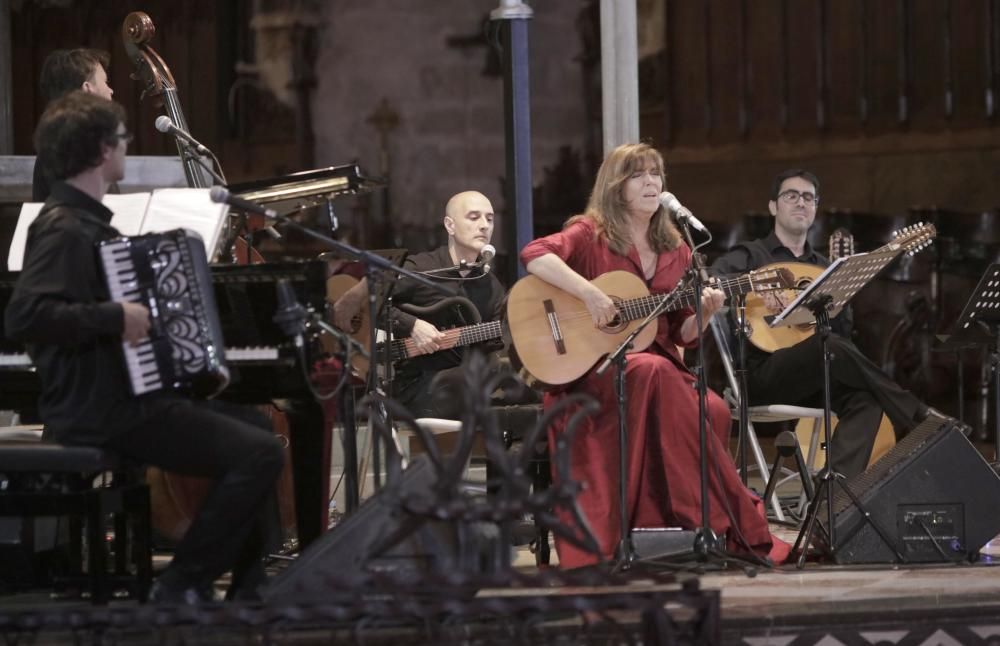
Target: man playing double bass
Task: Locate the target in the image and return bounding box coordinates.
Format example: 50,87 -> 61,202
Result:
32,48 -> 116,202
711,168 -> 968,479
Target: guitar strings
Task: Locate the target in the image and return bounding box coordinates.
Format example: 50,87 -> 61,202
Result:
524,274 -> 765,327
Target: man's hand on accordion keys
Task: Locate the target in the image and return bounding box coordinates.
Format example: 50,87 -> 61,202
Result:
120,302 -> 151,347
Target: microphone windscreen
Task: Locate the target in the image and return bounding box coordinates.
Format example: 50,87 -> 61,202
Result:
154,115 -> 173,133
208,185 -> 229,204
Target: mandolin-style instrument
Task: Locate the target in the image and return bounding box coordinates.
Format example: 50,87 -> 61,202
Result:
743,223 -> 936,354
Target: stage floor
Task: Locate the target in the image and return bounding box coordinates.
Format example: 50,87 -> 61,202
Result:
3,529 -> 1000,644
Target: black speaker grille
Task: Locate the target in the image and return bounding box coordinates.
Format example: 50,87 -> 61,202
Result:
831,414 -> 948,516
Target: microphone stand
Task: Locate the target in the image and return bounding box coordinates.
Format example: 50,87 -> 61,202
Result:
677,222 -> 720,559
596,287 -> 681,571
265,213 -> 451,508
418,259 -> 490,276
733,294 -> 751,487
175,138 -> 227,186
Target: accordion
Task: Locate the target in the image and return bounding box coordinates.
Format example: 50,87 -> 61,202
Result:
99,229 -> 229,397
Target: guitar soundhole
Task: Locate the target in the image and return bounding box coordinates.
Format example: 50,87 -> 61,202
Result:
601,297 -> 626,333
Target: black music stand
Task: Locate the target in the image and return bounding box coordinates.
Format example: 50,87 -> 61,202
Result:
938,263 -> 1000,463
776,254 -> 904,567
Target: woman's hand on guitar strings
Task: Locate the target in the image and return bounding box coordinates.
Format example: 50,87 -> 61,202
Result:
582,283 -> 618,328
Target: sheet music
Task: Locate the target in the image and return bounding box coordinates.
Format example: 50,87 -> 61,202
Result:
105,193 -> 153,236
7,188 -> 229,271
7,203 -> 44,271
769,256 -> 851,327
142,189 -> 229,259
770,249 -> 900,328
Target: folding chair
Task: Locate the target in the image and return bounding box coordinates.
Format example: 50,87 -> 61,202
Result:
708,311 -> 823,522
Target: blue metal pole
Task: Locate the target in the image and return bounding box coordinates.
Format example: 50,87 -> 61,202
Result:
491,1 -> 534,281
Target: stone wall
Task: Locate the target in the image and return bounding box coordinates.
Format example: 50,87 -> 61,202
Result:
311,0 -> 588,252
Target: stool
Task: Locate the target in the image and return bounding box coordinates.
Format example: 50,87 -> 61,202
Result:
0,439 -> 152,603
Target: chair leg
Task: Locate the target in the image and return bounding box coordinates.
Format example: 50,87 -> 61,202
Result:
798,418 -> 823,515
531,449 -> 552,566
132,485 -> 153,600
85,490 -> 107,603
745,421 -> 786,522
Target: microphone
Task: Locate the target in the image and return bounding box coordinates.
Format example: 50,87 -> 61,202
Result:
479,244 -> 496,274
209,186 -> 278,220
154,115 -> 211,156
659,192 -> 709,235
273,279 -> 308,364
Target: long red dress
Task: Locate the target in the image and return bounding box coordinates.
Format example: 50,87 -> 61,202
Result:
520,219 -> 785,568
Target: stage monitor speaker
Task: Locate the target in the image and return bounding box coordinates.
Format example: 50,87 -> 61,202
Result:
263,455 -> 499,600
818,415 -> 1000,564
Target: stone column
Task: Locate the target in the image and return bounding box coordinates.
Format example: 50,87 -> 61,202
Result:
600,0 -> 639,154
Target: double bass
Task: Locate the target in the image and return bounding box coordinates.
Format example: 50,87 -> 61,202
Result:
122,12 -> 298,543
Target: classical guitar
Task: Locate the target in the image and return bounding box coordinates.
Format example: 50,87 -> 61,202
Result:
325,275 -> 503,380
504,267 -> 793,388
325,275 -> 374,378
744,223 -> 936,354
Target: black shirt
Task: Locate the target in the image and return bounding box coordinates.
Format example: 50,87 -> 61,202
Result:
32,156 -> 119,202
389,245 -> 506,375
710,230 -> 853,349
4,181 -> 138,443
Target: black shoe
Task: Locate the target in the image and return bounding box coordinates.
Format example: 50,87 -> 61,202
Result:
923,408 -> 973,437
224,561 -> 268,602
147,576 -> 214,605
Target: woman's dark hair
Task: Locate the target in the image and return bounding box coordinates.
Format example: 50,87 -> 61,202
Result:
34,91 -> 125,181
39,48 -> 110,102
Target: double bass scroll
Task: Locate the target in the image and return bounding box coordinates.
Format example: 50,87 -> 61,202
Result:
122,11 -> 212,189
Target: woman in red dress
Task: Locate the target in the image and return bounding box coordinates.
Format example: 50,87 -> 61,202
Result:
520,143 -> 788,568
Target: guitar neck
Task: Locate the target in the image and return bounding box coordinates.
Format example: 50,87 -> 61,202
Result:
389,320 -> 503,362
617,274 -> 758,323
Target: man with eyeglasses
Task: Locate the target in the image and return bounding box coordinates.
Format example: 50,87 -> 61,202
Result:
711,168 -> 963,480
5,91 -> 284,604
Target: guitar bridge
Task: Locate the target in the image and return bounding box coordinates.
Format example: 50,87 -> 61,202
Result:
543,299 -> 567,355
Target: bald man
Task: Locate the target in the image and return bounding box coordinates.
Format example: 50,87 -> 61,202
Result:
333,191 -> 506,418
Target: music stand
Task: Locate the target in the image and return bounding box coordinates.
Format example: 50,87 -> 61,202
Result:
775,252 -> 905,567
938,263 -> 1000,463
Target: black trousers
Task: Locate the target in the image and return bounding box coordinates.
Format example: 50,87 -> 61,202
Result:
101,396 -> 284,588
746,334 -> 925,479
393,366 -> 468,419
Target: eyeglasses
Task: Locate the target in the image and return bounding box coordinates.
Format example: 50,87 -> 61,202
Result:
777,189 -> 819,205
111,131 -> 134,144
